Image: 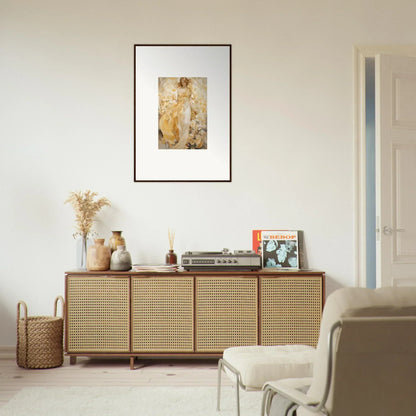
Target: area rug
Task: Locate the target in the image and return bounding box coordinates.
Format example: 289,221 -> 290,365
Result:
0,386 -> 263,416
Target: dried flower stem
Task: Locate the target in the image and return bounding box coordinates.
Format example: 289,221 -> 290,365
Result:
65,190 -> 111,239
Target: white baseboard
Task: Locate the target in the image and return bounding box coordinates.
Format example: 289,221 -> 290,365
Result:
0,345 -> 15,359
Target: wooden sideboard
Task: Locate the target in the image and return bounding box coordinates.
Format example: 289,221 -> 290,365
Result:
65,270 -> 325,369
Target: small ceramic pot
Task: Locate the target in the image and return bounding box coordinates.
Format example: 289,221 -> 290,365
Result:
110,245 -> 132,271
108,231 -> 126,253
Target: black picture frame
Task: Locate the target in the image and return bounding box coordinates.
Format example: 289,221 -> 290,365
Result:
134,44 -> 232,182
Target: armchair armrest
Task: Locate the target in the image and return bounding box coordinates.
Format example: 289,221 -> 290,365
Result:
264,379 -> 317,406
261,378 -> 326,416
261,321 -> 344,416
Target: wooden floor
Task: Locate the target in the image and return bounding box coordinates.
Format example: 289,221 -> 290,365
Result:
0,353 -> 232,408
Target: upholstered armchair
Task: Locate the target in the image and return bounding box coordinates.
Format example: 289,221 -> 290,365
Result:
261,286 -> 416,416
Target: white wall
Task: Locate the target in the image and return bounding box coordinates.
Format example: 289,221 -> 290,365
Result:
2,0 -> 416,345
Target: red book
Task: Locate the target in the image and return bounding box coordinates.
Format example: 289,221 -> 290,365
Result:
252,230 -> 263,256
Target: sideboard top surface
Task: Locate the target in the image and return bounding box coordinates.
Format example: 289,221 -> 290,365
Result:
65,269 -> 325,277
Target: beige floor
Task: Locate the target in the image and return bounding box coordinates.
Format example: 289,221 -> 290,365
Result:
0,354 -> 232,408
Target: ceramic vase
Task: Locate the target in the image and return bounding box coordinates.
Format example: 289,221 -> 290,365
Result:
108,231 -> 126,253
110,245 -> 132,271
87,239 -> 111,271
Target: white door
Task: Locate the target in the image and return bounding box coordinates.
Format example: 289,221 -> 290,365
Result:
376,54 -> 416,287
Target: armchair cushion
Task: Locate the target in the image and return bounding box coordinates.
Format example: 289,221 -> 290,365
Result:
223,345 -> 315,389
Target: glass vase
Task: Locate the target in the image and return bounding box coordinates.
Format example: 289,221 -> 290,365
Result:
76,236 -> 92,270
165,249 -> 177,265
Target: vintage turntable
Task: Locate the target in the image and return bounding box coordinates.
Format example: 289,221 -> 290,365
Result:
181,248 -> 261,271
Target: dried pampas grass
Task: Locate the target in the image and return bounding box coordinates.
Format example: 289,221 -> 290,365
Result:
65,190 -> 111,238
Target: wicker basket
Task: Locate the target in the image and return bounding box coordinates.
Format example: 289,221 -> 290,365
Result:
16,296 -> 65,369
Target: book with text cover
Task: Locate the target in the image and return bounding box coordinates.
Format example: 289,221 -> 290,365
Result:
252,229 -> 264,255
253,230 -> 303,269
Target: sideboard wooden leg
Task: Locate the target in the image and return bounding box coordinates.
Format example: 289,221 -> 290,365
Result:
130,356 -> 135,370
70,356 -> 77,365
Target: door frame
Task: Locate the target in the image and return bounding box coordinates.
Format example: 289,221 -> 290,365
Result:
353,45 -> 416,288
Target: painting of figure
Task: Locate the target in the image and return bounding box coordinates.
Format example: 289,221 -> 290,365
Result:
158,77 -> 207,149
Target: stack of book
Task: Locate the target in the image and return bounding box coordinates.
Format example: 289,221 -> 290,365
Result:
131,264 -> 180,272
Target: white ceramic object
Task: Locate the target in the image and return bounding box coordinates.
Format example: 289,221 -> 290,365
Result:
110,245 -> 132,271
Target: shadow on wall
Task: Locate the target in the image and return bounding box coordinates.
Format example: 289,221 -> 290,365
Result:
299,234 -> 344,298
0,299 -> 17,347
325,275 -> 344,298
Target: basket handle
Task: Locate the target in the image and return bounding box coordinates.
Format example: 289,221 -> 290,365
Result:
16,301 -> 29,368
54,296 -> 65,318
17,301 -> 28,321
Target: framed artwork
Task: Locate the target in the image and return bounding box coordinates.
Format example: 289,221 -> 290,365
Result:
134,44 -> 231,182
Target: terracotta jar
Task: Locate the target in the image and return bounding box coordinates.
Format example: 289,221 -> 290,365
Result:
110,245 -> 132,271
87,239 -> 111,271
108,231 -> 126,253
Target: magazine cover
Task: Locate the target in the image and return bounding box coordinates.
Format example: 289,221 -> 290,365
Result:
262,230 -> 299,269
253,230 -> 300,269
